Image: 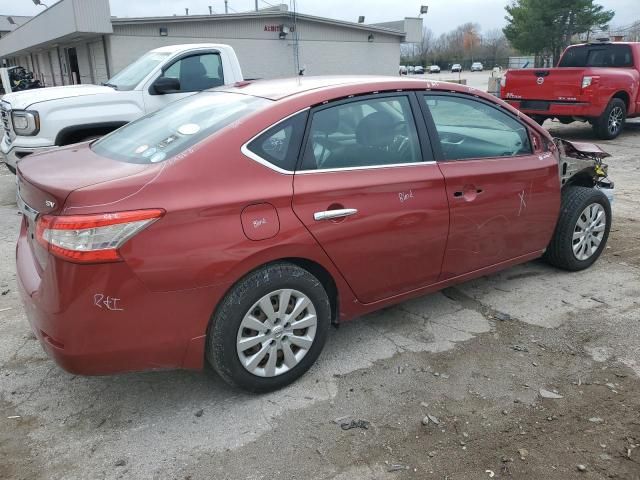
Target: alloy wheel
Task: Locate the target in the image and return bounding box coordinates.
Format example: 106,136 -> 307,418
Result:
608,106 -> 624,136
572,202 -> 607,261
236,289 -> 318,377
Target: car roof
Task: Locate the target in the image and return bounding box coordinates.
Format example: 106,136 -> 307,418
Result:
217,75 -> 488,102
218,76 -> 413,100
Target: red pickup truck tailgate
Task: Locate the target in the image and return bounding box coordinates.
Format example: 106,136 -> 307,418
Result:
502,68 -> 587,103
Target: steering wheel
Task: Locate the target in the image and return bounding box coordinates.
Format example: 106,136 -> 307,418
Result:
389,121 -> 413,161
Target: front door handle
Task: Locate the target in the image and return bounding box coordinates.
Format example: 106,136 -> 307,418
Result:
453,187 -> 483,198
314,208 -> 358,221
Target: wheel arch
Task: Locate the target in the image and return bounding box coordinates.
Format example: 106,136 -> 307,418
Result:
611,91 -> 630,112
206,256 -> 342,342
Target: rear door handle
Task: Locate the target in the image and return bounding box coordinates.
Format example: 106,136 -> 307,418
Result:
314,209 -> 358,221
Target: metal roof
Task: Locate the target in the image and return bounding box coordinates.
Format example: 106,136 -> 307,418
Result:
110,11 -> 407,37
0,15 -> 31,32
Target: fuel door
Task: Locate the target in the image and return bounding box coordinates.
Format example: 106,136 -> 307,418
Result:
241,203 -> 280,241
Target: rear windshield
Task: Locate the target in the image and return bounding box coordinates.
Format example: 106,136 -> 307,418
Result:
92,92 -> 271,164
558,44 -> 634,68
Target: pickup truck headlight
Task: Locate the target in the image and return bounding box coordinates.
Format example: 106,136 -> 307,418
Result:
11,110 -> 40,136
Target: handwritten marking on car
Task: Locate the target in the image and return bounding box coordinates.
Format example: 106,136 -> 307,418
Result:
538,152 -> 553,161
518,190 -> 527,217
399,190 -> 414,203
252,218 -> 268,228
94,294 -> 124,311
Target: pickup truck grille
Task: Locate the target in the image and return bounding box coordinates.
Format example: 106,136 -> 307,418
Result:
0,102 -> 13,144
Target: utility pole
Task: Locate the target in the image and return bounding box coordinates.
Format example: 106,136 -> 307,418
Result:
225,0 -> 228,14
209,5 -> 213,14
185,8 -> 189,15
255,0 -> 258,12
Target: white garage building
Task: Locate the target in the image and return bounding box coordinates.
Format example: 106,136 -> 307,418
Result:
0,0 -> 421,87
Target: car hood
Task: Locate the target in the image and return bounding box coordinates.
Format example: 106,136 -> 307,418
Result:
3,84 -> 116,110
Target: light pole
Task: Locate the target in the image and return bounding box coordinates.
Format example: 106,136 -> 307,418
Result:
32,0 -> 48,8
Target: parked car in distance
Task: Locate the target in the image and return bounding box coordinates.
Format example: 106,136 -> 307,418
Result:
451,64 -> 462,73
1,43 -> 244,174
429,65 -> 441,73
414,66 -> 425,74
399,65 -> 408,75
471,62 -> 484,72
408,66 -> 415,74
501,41 -> 640,139
16,76 -> 612,392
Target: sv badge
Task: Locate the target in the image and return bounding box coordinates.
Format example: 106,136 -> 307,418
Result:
45,200 -> 55,208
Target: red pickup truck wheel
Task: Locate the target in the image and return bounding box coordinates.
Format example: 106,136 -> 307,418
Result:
544,187 -> 611,271
593,98 -> 626,140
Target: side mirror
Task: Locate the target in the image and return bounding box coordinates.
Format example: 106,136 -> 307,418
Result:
152,76 -> 181,95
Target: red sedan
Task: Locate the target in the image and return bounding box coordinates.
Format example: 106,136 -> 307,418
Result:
16,76 -> 612,392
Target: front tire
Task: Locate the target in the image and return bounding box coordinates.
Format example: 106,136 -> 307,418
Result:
593,98 -> 626,140
206,262 -> 331,392
544,187 -> 611,271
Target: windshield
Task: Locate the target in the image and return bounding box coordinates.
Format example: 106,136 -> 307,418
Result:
92,92 -> 272,164
558,44 -> 633,68
105,51 -> 172,90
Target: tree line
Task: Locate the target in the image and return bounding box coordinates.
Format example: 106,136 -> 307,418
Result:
402,0 -> 619,69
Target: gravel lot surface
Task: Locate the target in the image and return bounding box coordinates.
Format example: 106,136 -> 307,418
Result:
0,119 -> 639,480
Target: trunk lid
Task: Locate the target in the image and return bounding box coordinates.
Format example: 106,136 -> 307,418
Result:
502,67 -> 588,103
17,142 -> 150,215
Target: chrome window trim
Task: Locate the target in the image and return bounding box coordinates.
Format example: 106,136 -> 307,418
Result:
240,106 -> 438,175
240,107 -> 311,175
296,160 -> 436,175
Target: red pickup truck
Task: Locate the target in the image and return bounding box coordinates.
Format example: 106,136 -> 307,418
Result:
501,42 -> 640,139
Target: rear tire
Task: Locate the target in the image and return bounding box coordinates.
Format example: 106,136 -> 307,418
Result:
544,186 -> 611,271
593,98 -> 626,140
206,262 -> 331,392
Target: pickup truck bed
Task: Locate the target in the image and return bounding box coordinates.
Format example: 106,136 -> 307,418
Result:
502,42 -> 640,139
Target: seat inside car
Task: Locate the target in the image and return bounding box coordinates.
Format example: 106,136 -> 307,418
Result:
322,111 -> 397,169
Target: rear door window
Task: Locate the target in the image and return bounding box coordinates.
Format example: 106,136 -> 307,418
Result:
300,96 -> 422,170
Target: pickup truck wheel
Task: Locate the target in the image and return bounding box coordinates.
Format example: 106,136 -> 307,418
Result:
206,262 -> 331,392
544,186 -> 611,271
593,98 -> 626,140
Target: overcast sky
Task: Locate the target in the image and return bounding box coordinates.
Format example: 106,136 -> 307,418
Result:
1,0 -> 637,35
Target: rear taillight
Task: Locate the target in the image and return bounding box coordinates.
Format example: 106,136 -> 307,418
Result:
36,209 -> 164,263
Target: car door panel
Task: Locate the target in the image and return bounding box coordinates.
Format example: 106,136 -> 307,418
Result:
437,156 -> 559,278
420,93 -> 560,279
292,166 -> 450,304
291,93 -> 449,304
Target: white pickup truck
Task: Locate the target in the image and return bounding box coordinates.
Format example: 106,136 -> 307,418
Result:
1,43 -> 244,173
